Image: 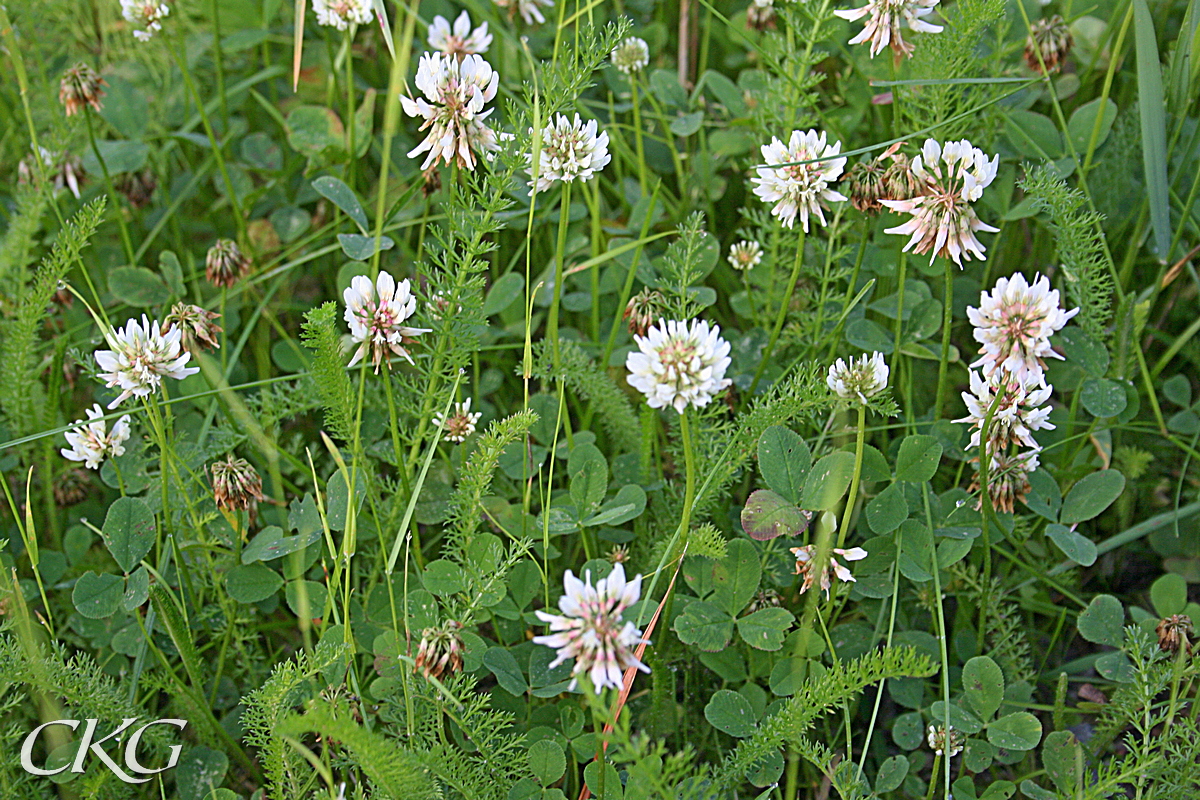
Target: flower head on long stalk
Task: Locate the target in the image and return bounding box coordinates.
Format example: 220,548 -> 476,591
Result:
790,544 -> 868,599
61,404 -> 132,469
312,0 -> 373,29
94,315 -> 199,408
834,0 -> 943,58
401,52 -> 502,171
428,11 -> 492,57
494,0 -> 555,25
59,63 -> 106,116
966,272 -> 1078,386
121,0 -> 171,41
827,351 -> 889,403
752,129 -> 847,232
626,318 -> 732,413
533,563 -> 649,693
528,114 -> 612,193
343,271 -> 431,372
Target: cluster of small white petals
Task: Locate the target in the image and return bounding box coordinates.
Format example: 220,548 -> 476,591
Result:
611,37 -> 650,74
626,319 -> 732,414
752,129 -> 848,232
433,398 -> 482,442
529,114 -> 612,193
727,240 -> 763,271
790,545 -> 869,599
312,0 -> 373,30
827,351 -> 889,403
966,272 -> 1079,385
401,52 -> 501,171
94,316 -> 199,408
881,138 -> 999,266
61,404 -> 132,469
955,370 -> 1055,451
533,563 -> 649,693
121,0 -> 170,41
343,271 -> 431,372
428,11 -> 492,56
494,0 -> 555,25
834,0 -> 943,58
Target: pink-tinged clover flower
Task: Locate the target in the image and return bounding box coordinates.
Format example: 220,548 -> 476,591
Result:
626,319 -> 732,414
880,138 -> 999,266
400,52 -> 502,171
966,272 -> 1079,386
94,316 -> 199,408
312,0 -> 373,30
533,563 -> 650,693
61,404 -> 132,469
834,0 -> 943,59
529,114 -> 612,193
955,370 -> 1055,452
428,11 -> 492,57
121,0 -> 170,41
343,271 -> 431,372
752,129 -> 848,232
790,544 -> 868,599
433,398 -> 482,442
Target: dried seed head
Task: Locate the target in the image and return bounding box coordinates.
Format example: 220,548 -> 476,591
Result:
59,63 -> 107,116
205,239 -> 251,288
210,455 -> 264,512
624,289 -> 665,337
164,303 -> 223,351
1025,16 -> 1073,74
414,620 -> 465,679
54,468 -> 92,506
115,168 -> 157,209
844,158 -> 889,213
882,152 -> 923,201
1156,614 -> 1194,656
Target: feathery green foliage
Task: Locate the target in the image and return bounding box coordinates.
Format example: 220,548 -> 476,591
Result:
300,302 -> 356,442
532,338 -> 640,453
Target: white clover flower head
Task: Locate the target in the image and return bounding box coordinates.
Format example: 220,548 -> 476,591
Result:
401,52 -> 501,171
428,11 -> 492,57
834,0 -> 943,59
533,563 -> 650,693
94,316 -> 199,408
61,404 -> 132,469
827,351 -> 889,403
494,0 -> 555,25
625,318 -> 733,414
343,271 -> 432,372
611,37 -> 650,75
790,544 -> 868,599
880,138 -> 1000,266
752,129 -> 848,232
927,724 -> 966,757
121,0 -> 170,41
433,398 -> 482,442
18,148 -> 85,200
529,114 -> 612,193
966,272 -> 1079,385
955,370 -> 1055,452
727,240 -> 763,271
312,0 -> 373,30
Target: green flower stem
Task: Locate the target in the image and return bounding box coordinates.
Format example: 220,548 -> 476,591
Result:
630,76 -> 648,198
934,258 -> 955,419
548,182 -> 573,375
837,404 -> 867,550
892,249 -> 908,360
747,227 -> 806,399
678,408 -> 697,536
586,181 -> 603,341
210,0 -> 228,126
921,482 -> 952,800
83,108 -> 136,266
173,38 -> 246,242
343,28 -> 357,191
857,534 -> 903,776
975,381 -> 1006,651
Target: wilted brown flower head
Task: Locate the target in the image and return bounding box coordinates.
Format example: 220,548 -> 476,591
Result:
414,620 -> 465,679
205,239 -> 251,288
115,168 -> 157,209
882,152 -> 923,202
1026,16 -> 1073,74
844,158 -> 889,213
210,455 -> 264,512
59,63 -> 107,117
54,468 -> 92,506
1156,614 -> 1194,656
969,451 -> 1039,514
164,303 -> 223,351
624,289 -> 665,336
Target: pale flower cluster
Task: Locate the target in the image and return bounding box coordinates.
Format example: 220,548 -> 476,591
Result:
121,0 -> 170,41
494,0 -> 555,25
343,271 -> 430,372
428,11 -> 492,56
312,0 -> 373,30
61,404 -> 132,470
626,319 -> 732,414
94,315 -> 199,408
529,114 -> 612,193
752,129 -> 847,232
611,37 -> 650,74
791,544 -> 868,599
881,138 -> 999,266
956,272 -> 1079,512
401,52 -> 502,171
727,240 -> 763,271
827,351 -> 889,404
835,0 -> 943,59
533,563 -> 650,693
433,398 -> 482,443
